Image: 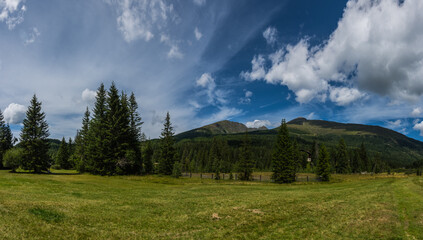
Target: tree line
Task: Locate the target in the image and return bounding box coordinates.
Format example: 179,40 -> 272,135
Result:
0,82 -> 418,182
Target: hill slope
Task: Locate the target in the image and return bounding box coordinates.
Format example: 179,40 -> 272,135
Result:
175,118 -> 423,167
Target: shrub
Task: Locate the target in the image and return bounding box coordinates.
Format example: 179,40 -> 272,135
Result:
2,148 -> 24,172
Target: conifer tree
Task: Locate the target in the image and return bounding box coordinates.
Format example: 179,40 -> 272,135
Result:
272,119 -> 296,183
20,94 -> 50,173
56,137 -> 71,169
87,83 -> 109,175
350,149 -> 362,173
0,110 -> 14,168
143,140 -> 154,174
74,107 -> 90,172
238,131 -> 254,180
310,140 -> 318,167
359,143 -> 369,172
336,138 -> 350,174
126,92 -> 143,174
316,144 -> 331,181
158,112 -> 177,175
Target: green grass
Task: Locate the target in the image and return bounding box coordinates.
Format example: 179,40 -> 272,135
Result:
1,170 -> 423,239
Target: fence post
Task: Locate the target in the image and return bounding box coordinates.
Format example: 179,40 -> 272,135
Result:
223,173 -> 225,180
260,175 -> 262,182
307,175 -> 309,182
235,174 -> 237,180
201,173 -> 202,179
212,174 -> 214,179
190,172 -> 192,178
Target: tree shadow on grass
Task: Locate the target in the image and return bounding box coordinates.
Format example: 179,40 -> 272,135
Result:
8,170 -> 81,175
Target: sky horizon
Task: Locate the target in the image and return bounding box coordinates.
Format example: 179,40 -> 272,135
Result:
2,0 -> 423,141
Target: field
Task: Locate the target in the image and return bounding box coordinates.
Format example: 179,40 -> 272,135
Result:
1,170 -> 423,239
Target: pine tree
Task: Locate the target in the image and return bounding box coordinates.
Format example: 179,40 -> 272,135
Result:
336,138 -> 350,174
87,83 -> 109,175
56,137 -> 71,169
272,119 -> 296,183
359,143 -> 369,172
238,131 -> 254,180
310,140 -> 318,168
158,112 -> 177,175
142,140 -> 154,174
74,107 -> 90,172
0,110 -> 14,168
127,92 -> 143,174
20,94 -> 50,173
316,144 -> 331,181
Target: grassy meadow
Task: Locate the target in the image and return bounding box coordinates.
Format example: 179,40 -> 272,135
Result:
1,170 -> 423,239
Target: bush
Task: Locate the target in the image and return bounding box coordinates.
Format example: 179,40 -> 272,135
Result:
2,148 -> 24,172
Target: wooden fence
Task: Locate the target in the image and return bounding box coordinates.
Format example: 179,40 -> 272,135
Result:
181,172 -> 319,182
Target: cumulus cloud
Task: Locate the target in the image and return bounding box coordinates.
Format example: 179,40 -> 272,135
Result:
388,119 -> 402,127
114,0 -> 176,42
3,103 -> 26,124
329,87 -> 365,106
193,0 -> 206,6
196,73 -> 228,105
81,88 -> 97,104
0,0 -> 26,29
263,26 -> 277,45
23,27 -> 41,45
194,27 -> 202,40
246,119 -> 270,128
413,121 -> 423,136
411,107 -> 422,117
242,0 -> 423,104
240,55 -> 266,81
167,45 -> 183,59
239,90 -> 253,104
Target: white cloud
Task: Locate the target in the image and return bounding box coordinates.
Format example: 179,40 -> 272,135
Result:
239,90 -> 253,104
206,107 -> 242,124
245,90 -> 252,98
388,119 -> 402,127
167,45 -> 183,59
193,0 -> 206,6
81,88 -> 97,104
243,0 -> 423,104
306,112 -> 316,120
246,119 -> 270,128
3,103 -> 26,124
23,27 -> 41,45
263,26 -> 277,45
240,55 -> 266,81
0,0 -> 26,29
115,0 -> 176,43
413,121 -> 423,136
329,87 -> 365,106
194,27 -> 202,40
196,72 -> 214,88
411,107 -> 422,117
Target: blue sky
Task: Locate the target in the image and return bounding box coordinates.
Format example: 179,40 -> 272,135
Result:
2,0 -> 423,141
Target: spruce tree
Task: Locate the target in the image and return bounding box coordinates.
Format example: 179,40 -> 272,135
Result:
56,137 -> 71,169
87,83 -> 109,175
74,107 -> 90,172
316,144 -> 331,181
158,112 -> 177,175
359,143 -> 369,172
272,119 -> 296,183
142,140 -> 154,174
336,138 -> 350,174
238,131 -> 254,180
126,92 -> 143,174
310,140 -> 318,168
20,94 -> 50,173
0,110 -> 14,168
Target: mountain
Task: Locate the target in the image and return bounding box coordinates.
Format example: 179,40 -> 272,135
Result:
175,120 -> 267,140
175,118 -> 423,167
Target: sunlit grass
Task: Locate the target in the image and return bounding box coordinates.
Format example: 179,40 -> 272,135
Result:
0,170 -> 422,239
